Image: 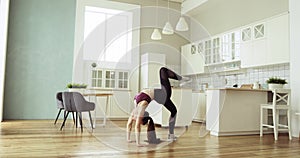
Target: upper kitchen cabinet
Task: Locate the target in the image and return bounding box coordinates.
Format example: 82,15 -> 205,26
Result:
266,13 -> 290,64
212,37 -> 221,64
240,13 -> 289,68
221,31 -> 241,62
203,33 -> 241,73
240,22 -> 267,67
204,37 -> 221,65
204,40 -> 212,65
181,43 -> 205,75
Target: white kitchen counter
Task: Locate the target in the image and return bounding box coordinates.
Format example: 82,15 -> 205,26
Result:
206,88 -> 270,136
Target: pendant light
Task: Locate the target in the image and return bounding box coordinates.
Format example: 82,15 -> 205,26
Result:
151,0 -> 162,40
176,16 -> 189,31
162,0 -> 174,35
151,28 -> 162,40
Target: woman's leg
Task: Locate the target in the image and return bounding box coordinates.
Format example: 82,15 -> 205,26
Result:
158,67 -> 182,98
164,99 -> 177,135
154,67 -> 182,139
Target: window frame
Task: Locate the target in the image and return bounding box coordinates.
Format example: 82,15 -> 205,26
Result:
91,69 -> 129,89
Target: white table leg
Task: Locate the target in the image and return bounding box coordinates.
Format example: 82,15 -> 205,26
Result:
93,95 -> 96,128
103,96 -> 109,125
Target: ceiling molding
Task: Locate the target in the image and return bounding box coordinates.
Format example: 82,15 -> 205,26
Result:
170,0 -> 184,3
181,0 -> 208,14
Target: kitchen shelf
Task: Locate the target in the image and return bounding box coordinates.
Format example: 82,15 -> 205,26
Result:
204,59 -> 242,74
205,59 -> 241,67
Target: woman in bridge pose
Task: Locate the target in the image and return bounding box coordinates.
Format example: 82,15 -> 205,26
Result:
126,67 -> 190,146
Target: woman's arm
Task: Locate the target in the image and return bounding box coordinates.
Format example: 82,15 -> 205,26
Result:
134,101 -> 148,147
135,116 -> 143,146
127,99 -> 138,142
126,114 -> 134,142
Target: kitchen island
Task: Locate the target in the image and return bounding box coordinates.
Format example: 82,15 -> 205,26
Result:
206,88 -> 270,136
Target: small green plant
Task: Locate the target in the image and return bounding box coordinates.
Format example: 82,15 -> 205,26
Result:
266,77 -> 287,84
91,62 -> 97,68
67,83 -> 87,89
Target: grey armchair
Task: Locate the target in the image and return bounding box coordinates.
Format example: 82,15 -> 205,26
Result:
60,92 -> 95,132
54,92 -> 75,125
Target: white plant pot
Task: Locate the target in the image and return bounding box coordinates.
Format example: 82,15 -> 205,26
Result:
68,88 -> 86,94
268,84 -> 284,90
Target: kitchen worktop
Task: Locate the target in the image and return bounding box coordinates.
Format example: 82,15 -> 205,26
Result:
207,88 -> 270,92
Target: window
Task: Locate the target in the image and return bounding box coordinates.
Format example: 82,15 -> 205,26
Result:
83,6 -> 133,63
91,70 -> 103,87
105,70 -> 115,88
91,69 -> 129,89
118,72 -> 128,88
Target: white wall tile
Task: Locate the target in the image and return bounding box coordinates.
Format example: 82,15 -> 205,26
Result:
188,63 -> 289,89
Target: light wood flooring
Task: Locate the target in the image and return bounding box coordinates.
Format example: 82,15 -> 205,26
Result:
0,119 -> 300,157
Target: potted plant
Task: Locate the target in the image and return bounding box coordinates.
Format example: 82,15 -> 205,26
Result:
67,83 -> 87,93
91,62 -> 97,68
266,77 -> 287,90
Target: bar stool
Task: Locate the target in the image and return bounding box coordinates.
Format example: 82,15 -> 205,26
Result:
260,88 -> 292,140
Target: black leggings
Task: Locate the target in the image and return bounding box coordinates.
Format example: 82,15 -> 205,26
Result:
154,67 -> 182,117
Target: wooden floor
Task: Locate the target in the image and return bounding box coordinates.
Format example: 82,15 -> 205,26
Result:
0,120 -> 300,158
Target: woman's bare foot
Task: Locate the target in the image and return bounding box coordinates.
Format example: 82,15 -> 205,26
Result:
136,143 -> 147,147
127,140 -> 135,143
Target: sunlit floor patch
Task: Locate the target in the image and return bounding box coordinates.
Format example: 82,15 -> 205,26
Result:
84,120 -> 187,152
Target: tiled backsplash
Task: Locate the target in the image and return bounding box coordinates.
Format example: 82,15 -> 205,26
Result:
186,63 -> 290,90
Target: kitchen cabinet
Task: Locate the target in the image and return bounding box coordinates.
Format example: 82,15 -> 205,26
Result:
146,88 -> 193,127
212,37 -> 221,63
240,22 -> 267,67
181,43 -> 205,75
221,31 -> 241,62
266,13 -> 290,64
240,14 -> 289,68
140,53 -> 166,89
204,39 -> 212,65
204,36 -> 222,65
192,92 -> 206,122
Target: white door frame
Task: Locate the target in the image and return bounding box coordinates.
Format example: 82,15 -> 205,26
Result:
0,0 -> 10,122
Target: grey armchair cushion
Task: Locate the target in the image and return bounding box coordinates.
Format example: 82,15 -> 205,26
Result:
62,92 -> 95,112
60,92 -> 95,132
56,92 -> 64,109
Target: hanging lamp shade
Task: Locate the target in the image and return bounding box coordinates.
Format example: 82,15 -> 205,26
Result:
151,28 -> 162,40
176,16 -> 189,31
162,22 -> 174,35
162,0 -> 174,35
151,0 -> 161,40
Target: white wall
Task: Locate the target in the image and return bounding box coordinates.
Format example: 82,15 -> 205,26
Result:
0,0 -> 9,122
289,0 -> 300,137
